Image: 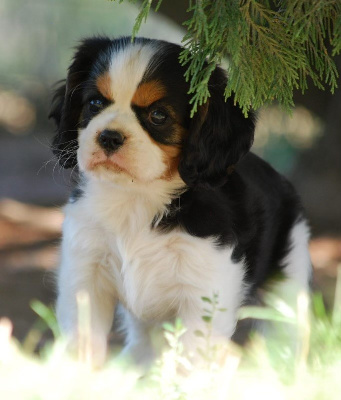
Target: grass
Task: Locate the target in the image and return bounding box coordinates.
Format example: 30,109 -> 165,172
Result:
1,269 -> 341,399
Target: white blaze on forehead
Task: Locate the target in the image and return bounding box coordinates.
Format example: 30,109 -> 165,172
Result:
108,43 -> 158,107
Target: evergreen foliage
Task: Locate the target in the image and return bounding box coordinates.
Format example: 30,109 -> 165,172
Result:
112,0 -> 340,115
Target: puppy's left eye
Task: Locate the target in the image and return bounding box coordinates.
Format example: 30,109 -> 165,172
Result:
89,99 -> 104,114
149,109 -> 168,125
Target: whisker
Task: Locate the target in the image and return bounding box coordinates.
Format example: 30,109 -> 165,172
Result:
69,81 -> 99,101
75,117 -> 91,128
36,158 -> 55,176
50,138 -> 78,150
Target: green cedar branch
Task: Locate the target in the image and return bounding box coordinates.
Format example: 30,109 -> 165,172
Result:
109,0 -> 340,116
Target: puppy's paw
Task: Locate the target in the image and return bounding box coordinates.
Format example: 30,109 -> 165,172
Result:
63,331 -> 108,369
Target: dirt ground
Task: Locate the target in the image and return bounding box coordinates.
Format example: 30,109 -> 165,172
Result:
0,199 -> 340,342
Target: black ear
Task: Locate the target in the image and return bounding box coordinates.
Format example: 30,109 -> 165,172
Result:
49,37 -> 113,168
49,81 -> 77,168
179,67 -> 256,189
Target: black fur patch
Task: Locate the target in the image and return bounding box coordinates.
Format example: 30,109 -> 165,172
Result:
156,153 -> 304,292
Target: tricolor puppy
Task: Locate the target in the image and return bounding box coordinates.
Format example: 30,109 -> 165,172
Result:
50,36 -> 311,366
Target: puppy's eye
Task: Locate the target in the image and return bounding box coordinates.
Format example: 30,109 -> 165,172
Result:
89,99 -> 104,114
149,109 -> 168,125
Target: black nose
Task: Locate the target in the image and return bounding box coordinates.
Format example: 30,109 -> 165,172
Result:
98,130 -> 125,154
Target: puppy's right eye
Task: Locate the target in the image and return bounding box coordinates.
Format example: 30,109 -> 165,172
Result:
89,99 -> 104,114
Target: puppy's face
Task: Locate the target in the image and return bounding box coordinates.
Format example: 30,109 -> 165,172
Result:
50,37 -> 255,189
78,40 -> 191,184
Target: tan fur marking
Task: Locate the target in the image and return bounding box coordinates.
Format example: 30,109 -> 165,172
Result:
160,144 -> 182,180
96,73 -> 113,100
161,107 -> 187,144
131,81 -> 166,107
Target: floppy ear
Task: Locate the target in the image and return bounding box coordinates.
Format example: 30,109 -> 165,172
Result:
179,67 -> 256,189
49,37 -> 112,168
49,81 -> 78,168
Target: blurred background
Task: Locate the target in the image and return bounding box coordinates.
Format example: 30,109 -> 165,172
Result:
0,0 -> 340,342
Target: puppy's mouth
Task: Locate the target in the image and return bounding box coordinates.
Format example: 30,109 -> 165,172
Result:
88,152 -> 129,174
93,160 -> 125,172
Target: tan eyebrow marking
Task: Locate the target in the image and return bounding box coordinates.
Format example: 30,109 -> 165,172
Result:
131,80 -> 166,107
96,72 -> 114,101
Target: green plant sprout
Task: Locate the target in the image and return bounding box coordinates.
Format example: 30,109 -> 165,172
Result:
194,293 -> 228,367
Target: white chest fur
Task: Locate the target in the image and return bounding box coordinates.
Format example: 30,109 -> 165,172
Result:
57,178 -> 246,358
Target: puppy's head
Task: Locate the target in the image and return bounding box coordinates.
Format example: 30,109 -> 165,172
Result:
50,37 -> 255,188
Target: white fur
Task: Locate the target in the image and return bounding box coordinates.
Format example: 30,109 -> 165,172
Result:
282,219 -> 312,288
267,219 -> 312,320
261,219 -> 312,351
56,179 -> 246,366
108,42 -> 160,107
268,219 -> 312,303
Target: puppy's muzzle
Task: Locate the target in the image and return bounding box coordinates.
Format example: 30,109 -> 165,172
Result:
98,129 -> 125,155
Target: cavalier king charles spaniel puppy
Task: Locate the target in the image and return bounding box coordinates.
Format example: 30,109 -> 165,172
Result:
50,36 -> 311,366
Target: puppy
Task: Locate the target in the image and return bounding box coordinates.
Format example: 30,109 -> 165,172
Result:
50,36 -> 311,366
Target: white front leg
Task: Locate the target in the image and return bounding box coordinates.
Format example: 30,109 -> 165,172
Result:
56,216 -> 117,367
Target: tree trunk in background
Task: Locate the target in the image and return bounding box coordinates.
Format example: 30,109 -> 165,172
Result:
157,2 -> 341,236
290,55 -> 341,236
158,0 -> 188,26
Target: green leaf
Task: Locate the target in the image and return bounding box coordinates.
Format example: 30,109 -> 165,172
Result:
175,317 -> 184,330
238,306 -> 296,324
163,322 -> 175,332
30,300 -> 60,339
201,296 -> 212,304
